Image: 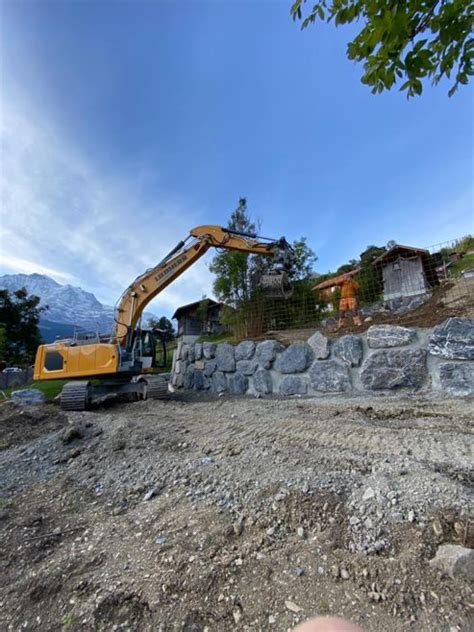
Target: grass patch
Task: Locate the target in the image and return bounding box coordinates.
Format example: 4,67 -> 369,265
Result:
450,253 -> 474,277
196,331 -> 234,344
0,380 -> 68,402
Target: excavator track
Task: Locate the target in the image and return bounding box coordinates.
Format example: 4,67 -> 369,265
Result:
143,376 -> 168,400
60,381 -> 91,411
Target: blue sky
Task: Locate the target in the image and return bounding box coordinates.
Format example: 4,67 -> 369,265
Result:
1,0 -> 472,318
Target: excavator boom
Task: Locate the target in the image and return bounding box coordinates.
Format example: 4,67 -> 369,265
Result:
114,224 -> 292,345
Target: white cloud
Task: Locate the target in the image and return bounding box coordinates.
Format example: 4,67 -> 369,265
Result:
0,104 -> 215,318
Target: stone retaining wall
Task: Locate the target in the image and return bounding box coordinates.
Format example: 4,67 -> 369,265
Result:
170,318 -> 474,398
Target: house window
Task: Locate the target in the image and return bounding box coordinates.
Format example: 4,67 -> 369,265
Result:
392,262 -> 401,271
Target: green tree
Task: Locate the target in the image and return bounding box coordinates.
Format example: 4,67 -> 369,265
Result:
290,237 -> 318,280
291,0 -> 473,97
0,288 -> 46,364
357,244 -> 387,303
209,198 -> 258,304
146,315 -> 175,340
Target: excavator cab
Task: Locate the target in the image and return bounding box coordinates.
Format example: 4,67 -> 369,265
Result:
131,328 -> 167,371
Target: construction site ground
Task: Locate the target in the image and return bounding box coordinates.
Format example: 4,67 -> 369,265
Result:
0,393 -> 472,632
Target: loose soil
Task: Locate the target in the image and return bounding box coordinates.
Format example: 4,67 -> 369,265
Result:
0,393 -> 472,631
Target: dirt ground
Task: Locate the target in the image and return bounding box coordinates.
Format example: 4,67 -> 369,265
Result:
0,393 -> 473,632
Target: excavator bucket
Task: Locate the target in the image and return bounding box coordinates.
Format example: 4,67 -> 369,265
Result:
259,271 -> 294,299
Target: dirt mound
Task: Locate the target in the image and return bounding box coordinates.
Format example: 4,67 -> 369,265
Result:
0,402 -> 68,449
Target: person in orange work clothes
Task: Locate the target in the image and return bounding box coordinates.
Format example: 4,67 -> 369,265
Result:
336,273 -> 362,329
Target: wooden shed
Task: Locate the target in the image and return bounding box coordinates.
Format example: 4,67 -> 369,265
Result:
372,244 -> 438,301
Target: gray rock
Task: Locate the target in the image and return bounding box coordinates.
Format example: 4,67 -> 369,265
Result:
253,368 -> 273,394
174,359 -> 184,374
307,331 -> 330,359
183,364 -> 195,389
360,349 -> 427,390
429,544 -> 474,582
10,388 -> 45,405
62,423 -> 83,443
194,370 -> 209,391
194,343 -> 203,360
182,344 -> 195,363
279,376 -> 308,396
235,340 -> 256,361
333,335 -> 363,367
236,360 -> 259,376
212,371 -> 227,394
428,317 -> 474,360
309,360 -> 351,392
228,372 -> 249,395
173,372 -> 184,388
215,343 -> 236,372
255,340 -> 284,369
203,360 -> 217,377
274,343 -> 313,373
367,325 -> 416,348
203,342 -> 217,359
439,362 -> 474,396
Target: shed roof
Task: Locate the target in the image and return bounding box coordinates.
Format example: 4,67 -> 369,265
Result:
172,299 -> 223,320
372,244 -> 430,266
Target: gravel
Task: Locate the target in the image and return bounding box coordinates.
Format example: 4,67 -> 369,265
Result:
0,393 -> 472,631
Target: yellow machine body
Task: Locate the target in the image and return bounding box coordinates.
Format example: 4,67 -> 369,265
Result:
34,341 -> 119,381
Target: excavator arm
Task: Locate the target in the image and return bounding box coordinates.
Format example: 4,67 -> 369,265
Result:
114,224 -> 293,346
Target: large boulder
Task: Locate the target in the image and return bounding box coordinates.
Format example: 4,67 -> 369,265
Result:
253,368 -> 273,394
307,331 -> 330,359
255,340 -> 284,369
309,361 -> 351,392
174,360 -> 184,374
183,365 -> 195,389
439,362 -> 474,397
11,388 -> 45,406
367,325 -> 416,348
203,343 -> 217,359
274,343 -> 313,374
360,349 -> 427,390
215,343 -> 236,372
279,376 -> 308,396
236,360 -> 259,376
228,372 -> 249,395
235,340 -> 256,361
429,544 -> 474,582
211,371 -> 227,394
186,345 -> 195,363
193,370 -> 209,391
173,372 -> 184,388
203,360 -> 217,377
332,335 -> 363,367
428,318 -> 474,360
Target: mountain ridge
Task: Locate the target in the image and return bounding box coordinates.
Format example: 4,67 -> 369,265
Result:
0,273 -> 156,342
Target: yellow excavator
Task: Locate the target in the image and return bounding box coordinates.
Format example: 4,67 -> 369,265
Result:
34,225 -> 294,410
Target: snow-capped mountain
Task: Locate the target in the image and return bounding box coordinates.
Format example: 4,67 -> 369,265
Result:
0,273 -> 155,341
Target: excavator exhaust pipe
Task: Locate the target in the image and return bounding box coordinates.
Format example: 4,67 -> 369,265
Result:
259,271 -> 294,299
